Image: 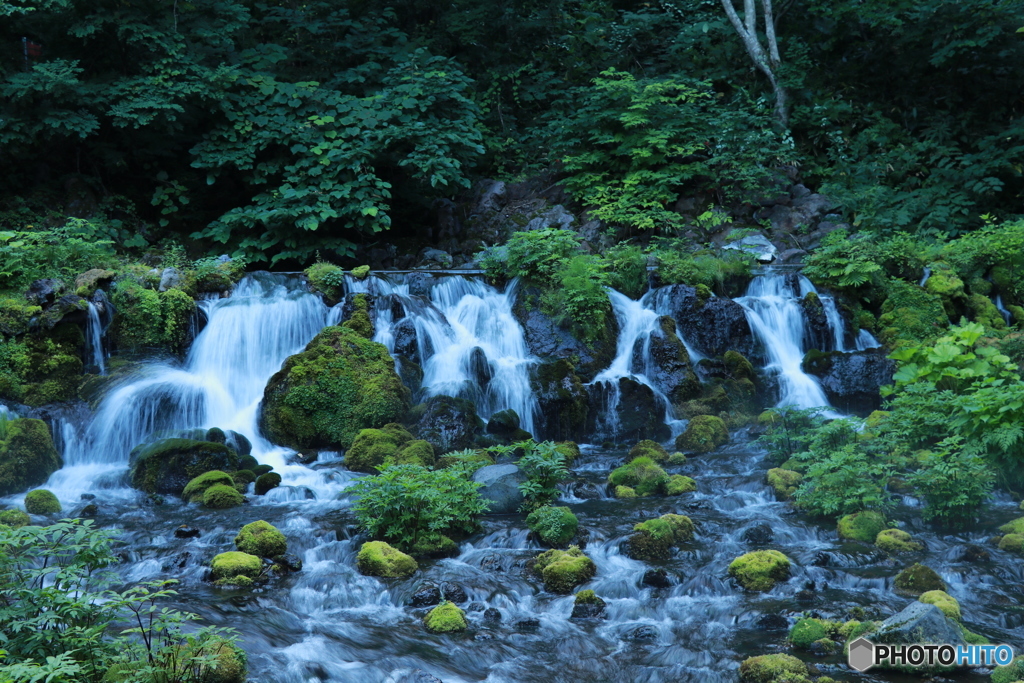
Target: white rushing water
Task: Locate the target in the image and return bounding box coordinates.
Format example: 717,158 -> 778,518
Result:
85,301 -> 107,375
734,271 -> 833,410
995,294 -> 1013,325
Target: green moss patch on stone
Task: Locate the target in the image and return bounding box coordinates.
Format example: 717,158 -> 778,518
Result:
665,474 -> 697,496
304,262 -> 345,303
878,279 -> 948,346
255,472 -> 282,495
25,488 -> 61,514
130,438 -> 238,496
738,654 -> 809,683
627,439 -> 669,463
423,601 -> 467,633
0,508 -> 30,528
894,563 -> 945,595
342,293 -> 374,339
789,617 -> 830,649
202,484 -> 243,509
0,417 -> 62,496
991,656 -> 1024,683
211,551 -> 262,583
625,514 -> 694,561
613,485 -> 636,498
235,520 -> 287,558
728,550 -> 791,591
526,505 -> 579,547
675,414 -> 729,453
837,510 -> 887,543
766,468 -> 801,500
998,533 -> 1024,554
607,456 -> 669,497
531,546 -> 596,593
998,517 -> 1024,535
356,541 -> 418,578
919,590 -> 961,621
182,470 -> 234,503
875,528 -> 923,554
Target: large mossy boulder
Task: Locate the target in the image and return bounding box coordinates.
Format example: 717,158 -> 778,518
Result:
878,280 -> 948,346
423,601 -> 468,633
416,395 -> 484,453
876,528 -> 923,554
235,520 -> 287,558
210,551 -> 263,587
766,468 -> 801,500
728,550 -> 791,591
182,470 -> 234,503
738,654 -> 809,683
0,417 -> 62,496
626,439 -> 669,464
344,424 -> 434,473
526,505 -> 578,547
675,414 -> 729,453
894,563 -> 945,595
25,489 -> 61,514
260,326 -> 410,450
356,541 -> 418,579
0,508 -> 30,528
863,601 -> 966,671
130,438 -> 238,495
837,510 -> 887,543
624,514 -> 694,561
531,547 -> 596,593
202,484 -> 243,509
607,457 -> 669,497
531,359 -> 589,441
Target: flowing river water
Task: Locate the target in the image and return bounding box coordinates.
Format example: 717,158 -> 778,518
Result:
2,271 -> 1023,682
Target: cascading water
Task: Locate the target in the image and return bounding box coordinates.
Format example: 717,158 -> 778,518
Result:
85,301 -> 107,374
855,329 -> 882,350
995,294 -> 1013,325
734,271 -> 833,410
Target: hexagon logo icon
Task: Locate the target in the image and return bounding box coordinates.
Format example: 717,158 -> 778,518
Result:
848,637 -> 875,672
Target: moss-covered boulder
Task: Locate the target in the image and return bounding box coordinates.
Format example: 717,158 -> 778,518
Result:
0,508 -> 30,528
998,533 -> 1024,554
210,551 -> 262,587
341,293 -> 375,339
130,438 -> 238,495
894,563 -> 945,595
665,474 -> 696,495
0,417 -> 62,496
260,326 -> 410,450
919,590 -> 961,621
526,505 -> 578,547
674,414 -> 728,453
24,489 -> 61,514
230,469 -> 256,492
879,280 -> 948,346
624,514 -> 694,561
728,550 -> 791,591
991,656 -> 1024,683
607,456 -> 669,497
255,472 -> 282,495
766,468 -> 801,500
627,439 -> 669,464
356,541 -> 418,578
531,546 -> 596,593
182,470 -> 234,503
235,520 -> 287,558
303,262 -> 345,304
202,485 -> 243,509
555,441 -> 581,464
837,510 -> 887,543
998,517 -> 1024,535
875,528 -> 923,554
343,425 -> 435,473
738,654 -> 809,683
423,601 -> 467,633
613,485 -> 636,498
570,589 -> 606,619
789,617 -> 831,649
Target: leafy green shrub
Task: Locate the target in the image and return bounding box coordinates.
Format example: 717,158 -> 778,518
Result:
803,229 -> 883,289
498,229 -> 580,282
540,254 -> 612,343
655,248 -> 754,293
515,440 -> 570,510
0,219 -> 117,292
350,464 -> 486,552
525,505 -> 578,546
601,243 -> 648,299
791,429 -> 892,518
908,438 -> 994,525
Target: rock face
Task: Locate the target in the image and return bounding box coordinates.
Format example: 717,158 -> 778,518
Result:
643,317 -> 701,404
129,438 -> 239,495
260,326 -> 410,450
661,285 -> 758,359
804,348 -> 895,414
588,377 -> 671,442
472,463 -> 526,514
0,417 -> 62,496
416,395 -> 484,453
870,602 -> 966,647
531,359 -> 589,442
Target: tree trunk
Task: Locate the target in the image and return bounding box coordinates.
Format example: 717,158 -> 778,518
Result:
720,0 -> 789,129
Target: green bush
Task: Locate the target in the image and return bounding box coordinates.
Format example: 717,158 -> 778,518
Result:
495,229 -> 580,282
515,440 -> 570,509
526,505 -> 578,546
655,248 -> 754,293
601,243 -> 648,299
0,219 -> 117,292
540,254 -> 612,343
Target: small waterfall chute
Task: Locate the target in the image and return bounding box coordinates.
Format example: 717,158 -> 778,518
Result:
85,301 -> 107,375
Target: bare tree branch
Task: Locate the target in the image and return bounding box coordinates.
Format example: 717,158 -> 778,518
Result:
720,0 -> 789,128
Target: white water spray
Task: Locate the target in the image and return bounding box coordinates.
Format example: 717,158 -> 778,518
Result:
85,302 -> 106,375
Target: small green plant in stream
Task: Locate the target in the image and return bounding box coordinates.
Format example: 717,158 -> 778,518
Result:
515,440 -> 570,511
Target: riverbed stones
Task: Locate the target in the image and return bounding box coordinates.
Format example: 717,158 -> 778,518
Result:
728,550 -> 791,591
738,654 -> 808,683
174,525 -> 201,539
0,417 -> 62,496
642,568 -> 672,588
472,463 -> 526,514
893,563 -> 945,595
570,589 -> 606,619
357,541 -> 418,579
235,520 -> 287,558
530,547 -> 596,593
837,510 -> 887,543
255,472 -> 282,495
423,601 -> 467,633
607,457 -> 670,497
742,523 -> 775,545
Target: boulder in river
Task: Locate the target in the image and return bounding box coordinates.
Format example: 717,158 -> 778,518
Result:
0,417 -> 62,496
728,550 -> 791,591
356,541 -> 418,579
130,438 -> 239,496
893,563 -> 945,595
235,520 -> 287,558
530,547 -> 596,593
644,316 -> 702,404
472,463 -> 526,514
675,414 -> 728,453
837,510 -> 887,543
739,654 -> 808,683
624,514 -> 694,561
570,589 -> 606,619
423,601 -> 467,633
416,395 -> 484,453
531,359 -> 589,442
802,348 -> 895,414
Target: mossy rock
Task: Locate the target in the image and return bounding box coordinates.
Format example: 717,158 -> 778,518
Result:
235,520 -> 287,558
998,517 -> 1024,535
356,541 -> 418,579
202,484 -> 243,509
342,293 -> 374,339
665,474 -> 696,495
766,468 -> 801,500
0,298 -> 41,336
531,359 -> 589,441
723,350 -> 755,381
893,563 -> 945,595
613,485 -> 637,499
667,451 -> 687,465
607,456 -> 669,497
626,439 -> 669,463
255,472 -> 282,495
260,326 -> 410,451
230,469 -> 256,492
211,551 -> 262,583
624,514 -> 694,561
675,414 -> 728,453
343,425 -> 417,473
738,654 -> 809,683
0,417 -> 62,496
0,508 -> 30,528
789,617 -> 830,649
407,533 -> 459,559
555,441 -> 582,464
251,464 -> 273,476
397,439 -> 435,467
526,505 -> 579,547
878,279 -> 948,346
129,438 -> 238,496
875,528 -> 923,554
182,470 -> 234,503
350,265 -> 371,280
304,262 -> 345,303
837,510 -> 886,543
728,550 -> 791,591
24,489 -> 61,514
998,533 -> 1024,554
991,656 -> 1024,683
919,590 -> 961,621
423,601 -> 467,633
531,546 -> 596,593
969,293 -> 1005,329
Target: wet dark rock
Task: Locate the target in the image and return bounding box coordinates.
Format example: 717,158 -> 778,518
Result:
588,376 -> 671,442
395,670 -> 443,683
641,569 -> 672,588
514,618 -> 541,632
395,356 -> 424,396
405,273 -> 434,298
416,248 -> 453,269
473,633 -> 495,642
531,359 -> 589,441
472,464 -> 526,515
479,553 -> 505,572
796,589 -> 816,602
755,614 -> 789,631
275,553 -> 303,572
570,602 -> 606,619
467,602 -> 485,612
625,625 -> 658,641
81,493 -> 96,500
569,479 -> 601,500
486,409 -> 521,437
799,294 -> 833,352
642,316 -> 702,404
417,395 -> 484,453
803,348 -> 895,414
469,347 -> 492,387
483,608 -> 502,623
956,545 -> 990,563
129,438 -> 239,496
811,552 -> 832,567
393,319 -> 419,361
80,503 -> 98,517
174,525 -> 201,539
661,285 -> 758,359
440,581 -> 468,603
26,278 -> 64,306
172,551 -> 192,570
410,584 -> 442,608
742,523 -> 775,546
871,602 -> 966,648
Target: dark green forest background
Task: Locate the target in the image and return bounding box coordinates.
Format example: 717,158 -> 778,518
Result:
2,0 -> 1023,266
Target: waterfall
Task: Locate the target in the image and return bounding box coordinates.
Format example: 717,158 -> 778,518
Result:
995,294 -> 1013,325
855,329 -> 882,350
734,271 -> 832,410
919,267 -> 931,287
85,301 -> 107,375
357,274 -> 539,435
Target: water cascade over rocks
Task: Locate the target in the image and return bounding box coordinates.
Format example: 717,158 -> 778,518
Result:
5,269 -> 1016,683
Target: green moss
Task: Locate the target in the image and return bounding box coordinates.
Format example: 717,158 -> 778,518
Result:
109,279 -> 196,354
893,563 -> 945,595
211,551 -> 262,582
574,589 -> 602,605
231,469 -> 256,491
738,654 -> 809,683
356,541 -> 418,578
674,415 -> 728,453
998,533 -> 1024,554
879,279 -> 948,346
255,472 -> 282,495
351,265 -> 371,279
260,326 -> 410,451
837,510 -> 887,543
202,484 -> 243,509
723,350 -> 754,381
924,262 -> 966,317
0,298 -> 41,337
865,410 -> 889,429
607,456 -> 669,497
436,449 -> 494,471
968,293 -> 1005,329
532,546 -> 596,593
0,508 -> 29,527
251,464 -> 273,476
0,328 -> 85,406
555,441 -> 581,464
235,520 -> 287,558
526,505 -> 579,547
0,417 -> 62,496
129,438 -> 238,495
665,474 -> 696,495
991,656 -> 1024,683
625,514 -> 695,561
531,359 -> 589,440
627,439 -> 669,463
919,590 -> 961,621
200,639 -> 247,683
423,601 -> 468,633
397,439 -> 435,467
182,470 -> 234,503
24,488 -> 61,514
613,485 -> 636,498
344,426 -> 416,473
342,293 -> 374,339
727,550 -> 791,591
667,451 -> 687,465
790,618 -> 830,649
766,468 -> 801,500
304,262 -> 345,302
875,528 -> 923,553
407,533 -> 458,559
998,517 -> 1024,535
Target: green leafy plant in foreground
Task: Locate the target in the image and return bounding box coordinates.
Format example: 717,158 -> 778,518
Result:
515,440 -> 570,511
